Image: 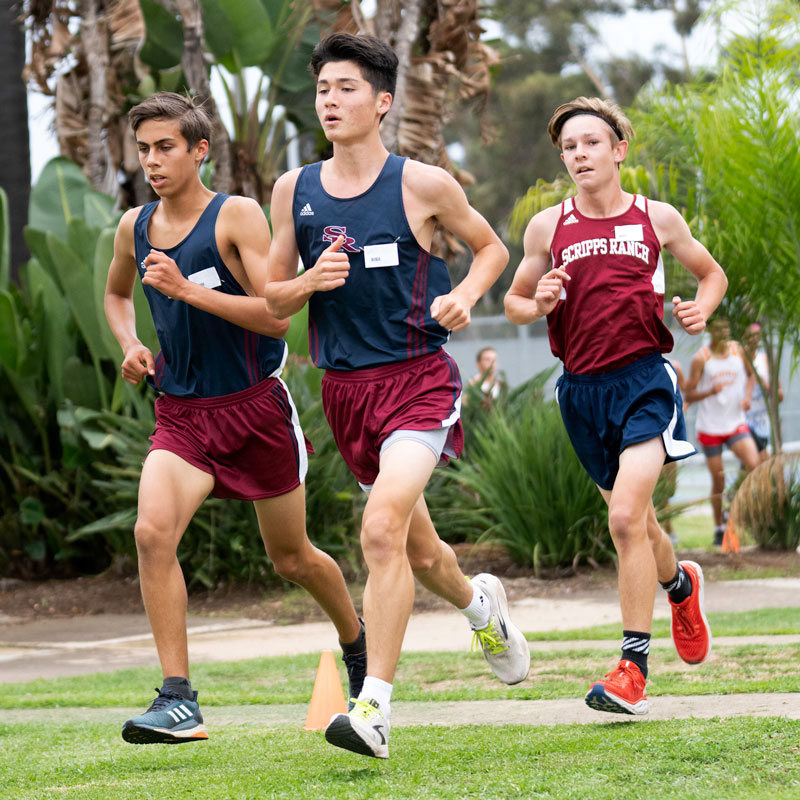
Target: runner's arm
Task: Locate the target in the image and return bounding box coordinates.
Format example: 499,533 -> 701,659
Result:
104,209 -> 155,384
682,350 -> 718,404
264,171 -> 351,319
651,201 -> 727,335
141,198 -> 288,337
504,207 -> 566,325
409,166 -> 508,331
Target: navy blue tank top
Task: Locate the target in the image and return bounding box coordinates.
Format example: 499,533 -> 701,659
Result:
134,193 -> 287,398
293,154 -> 451,370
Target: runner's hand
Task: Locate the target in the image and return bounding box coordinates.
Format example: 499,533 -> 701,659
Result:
431,292 -> 471,331
534,268 -> 570,316
306,236 -> 350,292
142,250 -> 187,300
672,296 -> 706,335
121,343 -> 155,384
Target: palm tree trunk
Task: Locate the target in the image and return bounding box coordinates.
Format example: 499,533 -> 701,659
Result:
172,0 -> 233,193
0,0 -> 31,280
81,0 -> 112,194
380,0 -> 421,152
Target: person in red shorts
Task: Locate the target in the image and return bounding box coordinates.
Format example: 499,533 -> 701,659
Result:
104,92 -> 365,744
505,96 -> 727,716
684,318 -> 760,545
265,33 -> 530,759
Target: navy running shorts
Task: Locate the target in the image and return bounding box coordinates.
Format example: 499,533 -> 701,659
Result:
555,352 -> 696,491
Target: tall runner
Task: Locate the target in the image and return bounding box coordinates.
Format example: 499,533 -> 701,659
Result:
265,33 -> 530,759
105,92 -> 365,744
505,97 -> 728,715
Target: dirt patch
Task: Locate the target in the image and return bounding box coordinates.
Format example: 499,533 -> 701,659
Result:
1,543 -> 798,623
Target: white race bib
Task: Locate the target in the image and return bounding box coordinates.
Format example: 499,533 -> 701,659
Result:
363,242 -> 400,269
614,224 -> 644,242
187,266 -> 222,288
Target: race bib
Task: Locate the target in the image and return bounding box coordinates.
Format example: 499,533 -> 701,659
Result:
363,243 -> 400,268
187,266 -> 222,288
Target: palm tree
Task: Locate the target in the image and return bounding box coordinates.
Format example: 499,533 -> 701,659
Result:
1,0 -> 31,279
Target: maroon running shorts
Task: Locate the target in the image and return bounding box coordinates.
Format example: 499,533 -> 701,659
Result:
148,377 -> 312,501
321,349 -> 464,486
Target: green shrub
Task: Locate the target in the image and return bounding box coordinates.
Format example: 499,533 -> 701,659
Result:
440,393 -> 612,574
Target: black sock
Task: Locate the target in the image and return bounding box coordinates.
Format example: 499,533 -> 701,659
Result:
162,676 -> 194,701
340,618 -> 366,655
621,630 -> 650,678
660,563 -> 692,604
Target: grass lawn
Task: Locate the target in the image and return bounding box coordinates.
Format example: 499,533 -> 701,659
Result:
2,718 -> 799,799
2,640 -> 800,709
526,607 -> 800,642
3,602 -> 800,799
671,512 -> 715,550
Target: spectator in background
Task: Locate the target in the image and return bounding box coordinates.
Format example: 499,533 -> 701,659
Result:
683,318 -> 760,545
468,346 -> 507,409
743,323 -> 783,462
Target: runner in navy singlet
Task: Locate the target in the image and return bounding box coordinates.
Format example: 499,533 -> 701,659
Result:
264,33 -> 530,760
505,97 -> 728,717
104,92 -> 364,745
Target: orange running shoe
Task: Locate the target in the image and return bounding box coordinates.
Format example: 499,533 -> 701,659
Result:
670,560 -> 712,664
585,660 -> 648,715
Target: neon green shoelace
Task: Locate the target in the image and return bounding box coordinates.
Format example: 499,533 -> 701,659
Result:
350,697 -> 384,722
471,619 -> 509,655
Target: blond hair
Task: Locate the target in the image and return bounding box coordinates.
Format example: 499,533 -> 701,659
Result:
547,97 -> 634,148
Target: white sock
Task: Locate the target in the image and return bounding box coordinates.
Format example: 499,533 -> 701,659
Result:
358,676 -> 393,718
460,583 -> 492,630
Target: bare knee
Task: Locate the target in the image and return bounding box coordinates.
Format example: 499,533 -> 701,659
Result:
608,505 -> 646,549
271,549 -> 312,585
134,519 -> 177,562
361,512 -> 406,566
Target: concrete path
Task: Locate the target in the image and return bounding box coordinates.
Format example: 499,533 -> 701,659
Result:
1,577 -> 799,684
4,694 -> 800,728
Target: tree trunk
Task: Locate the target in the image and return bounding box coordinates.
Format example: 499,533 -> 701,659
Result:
81,0 -> 112,194
0,0 -> 31,280
172,0 -> 233,193
380,0 -> 421,152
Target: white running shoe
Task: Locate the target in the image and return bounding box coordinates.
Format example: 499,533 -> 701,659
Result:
470,573 -> 531,685
325,698 -> 390,759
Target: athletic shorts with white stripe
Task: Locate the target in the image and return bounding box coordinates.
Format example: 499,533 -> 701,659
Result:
555,352 -> 696,491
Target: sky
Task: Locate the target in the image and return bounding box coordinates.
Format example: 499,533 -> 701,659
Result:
26,3 -> 722,182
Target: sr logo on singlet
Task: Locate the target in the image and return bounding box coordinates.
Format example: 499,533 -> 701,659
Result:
322,226 -> 360,253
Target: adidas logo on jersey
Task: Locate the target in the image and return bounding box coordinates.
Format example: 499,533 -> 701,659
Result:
563,214 -> 579,225
300,203 -> 314,216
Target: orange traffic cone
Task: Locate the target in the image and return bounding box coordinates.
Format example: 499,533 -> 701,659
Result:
303,649 -> 347,731
722,518 -> 741,553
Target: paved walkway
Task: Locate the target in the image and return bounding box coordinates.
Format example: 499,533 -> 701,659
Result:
5,694 -> 800,728
1,577 -> 799,684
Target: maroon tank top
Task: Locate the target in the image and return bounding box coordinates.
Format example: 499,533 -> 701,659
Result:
546,194 -> 673,374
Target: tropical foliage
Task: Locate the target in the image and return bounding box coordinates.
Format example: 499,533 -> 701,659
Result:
630,0 -> 800,450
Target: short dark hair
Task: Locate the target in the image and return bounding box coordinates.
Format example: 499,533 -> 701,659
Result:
128,92 -> 212,150
310,33 -> 398,97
